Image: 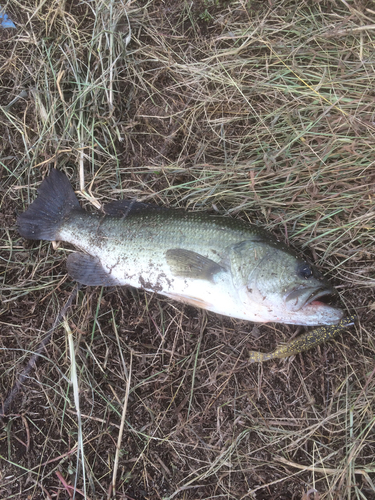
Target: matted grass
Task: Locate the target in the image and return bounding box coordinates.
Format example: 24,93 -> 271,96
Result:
1,0 -> 375,499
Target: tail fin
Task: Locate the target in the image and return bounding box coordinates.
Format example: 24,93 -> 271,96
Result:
18,169 -> 81,241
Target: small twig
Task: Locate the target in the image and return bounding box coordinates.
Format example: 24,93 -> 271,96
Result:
3,89 -> 28,111
64,318 -> 87,499
29,478 -> 53,500
111,310 -> 133,497
0,284 -> 81,421
301,488 -> 320,500
55,470 -> 91,499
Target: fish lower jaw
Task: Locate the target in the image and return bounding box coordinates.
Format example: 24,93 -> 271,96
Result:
278,304 -> 344,326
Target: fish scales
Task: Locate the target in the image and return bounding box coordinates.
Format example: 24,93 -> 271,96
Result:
17,169 -> 355,360
60,209 -> 265,268
58,209 -> 272,318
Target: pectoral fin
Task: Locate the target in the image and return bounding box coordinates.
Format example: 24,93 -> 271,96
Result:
166,249 -> 224,282
67,252 -> 121,286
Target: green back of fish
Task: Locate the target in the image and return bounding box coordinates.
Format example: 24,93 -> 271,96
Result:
61,207 -> 283,259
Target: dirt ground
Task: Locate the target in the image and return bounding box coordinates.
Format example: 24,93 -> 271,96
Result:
1,1 -> 375,499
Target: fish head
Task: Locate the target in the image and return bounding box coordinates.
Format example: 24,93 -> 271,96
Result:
230,239 -> 343,326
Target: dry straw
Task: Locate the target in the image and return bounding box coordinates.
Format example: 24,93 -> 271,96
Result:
1,0 -> 375,499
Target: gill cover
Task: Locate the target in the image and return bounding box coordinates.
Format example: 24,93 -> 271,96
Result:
228,238 -> 341,325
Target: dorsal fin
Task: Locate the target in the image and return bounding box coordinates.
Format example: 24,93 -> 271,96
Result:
103,199 -> 164,217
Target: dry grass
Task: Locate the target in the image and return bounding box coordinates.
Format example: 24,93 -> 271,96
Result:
1,0 -> 375,498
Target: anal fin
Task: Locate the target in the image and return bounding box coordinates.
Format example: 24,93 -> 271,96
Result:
166,292 -> 212,310
67,253 -> 121,286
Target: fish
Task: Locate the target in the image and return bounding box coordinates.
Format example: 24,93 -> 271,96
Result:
249,315 -> 356,363
17,169 -> 349,358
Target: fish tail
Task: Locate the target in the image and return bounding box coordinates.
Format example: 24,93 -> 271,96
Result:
18,169 -> 81,241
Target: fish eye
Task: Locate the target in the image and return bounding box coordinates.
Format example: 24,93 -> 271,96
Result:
297,262 -> 313,279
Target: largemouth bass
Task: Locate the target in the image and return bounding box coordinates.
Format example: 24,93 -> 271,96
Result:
18,169 -> 351,359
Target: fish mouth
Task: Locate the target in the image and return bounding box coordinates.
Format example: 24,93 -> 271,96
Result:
284,285 -> 336,312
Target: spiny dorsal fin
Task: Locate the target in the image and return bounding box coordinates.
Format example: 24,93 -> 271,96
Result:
166,248 -> 224,282
103,199 -> 165,217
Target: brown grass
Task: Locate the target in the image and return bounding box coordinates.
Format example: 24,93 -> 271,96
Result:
1,0 -> 375,499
